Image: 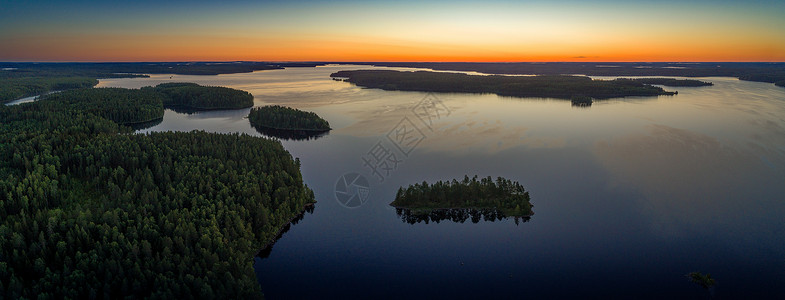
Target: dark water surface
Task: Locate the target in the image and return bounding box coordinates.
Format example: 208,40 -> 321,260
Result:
99,65 -> 785,299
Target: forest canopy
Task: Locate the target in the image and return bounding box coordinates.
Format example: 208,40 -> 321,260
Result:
331,70 -> 677,100
391,175 -> 533,218
0,83 -> 315,298
36,88 -> 166,125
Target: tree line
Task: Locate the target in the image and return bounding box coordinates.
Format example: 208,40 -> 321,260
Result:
331,70 -> 677,100
0,85 -> 315,298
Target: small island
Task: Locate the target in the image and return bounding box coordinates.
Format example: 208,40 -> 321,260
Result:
248,105 -> 331,139
391,175 -> 533,219
331,70 -> 677,100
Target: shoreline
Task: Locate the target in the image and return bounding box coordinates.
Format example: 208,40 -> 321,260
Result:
255,202 -> 316,256
251,123 -> 331,132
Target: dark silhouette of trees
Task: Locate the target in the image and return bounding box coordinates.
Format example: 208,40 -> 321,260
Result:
354,62 -> 785,88
687,272 -> 716,290
331,70 -> 677,100
619,78 -> 712,87
391,175 -> 533,218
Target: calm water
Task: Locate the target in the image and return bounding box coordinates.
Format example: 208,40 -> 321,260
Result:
98,65 -> 785,299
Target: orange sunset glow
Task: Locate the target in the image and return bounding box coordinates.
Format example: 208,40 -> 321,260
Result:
1,1 -> 784,62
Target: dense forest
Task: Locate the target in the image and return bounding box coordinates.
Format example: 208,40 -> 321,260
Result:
620,78 -> 713,87
248,105 -> 331,131
391,175 -> 533,218
0,87 -> 315,298
358,62 -> 785,88
331,70 -> 676,99
145,82 -> 255,110
36,88 -> 166,125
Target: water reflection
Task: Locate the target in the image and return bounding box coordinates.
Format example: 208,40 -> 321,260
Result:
252,125 -> 330,141
98,67 -> 785,298
126,117 -> 164,131
395,208 -> 531,225
256,204 -> 315,259
166,106 -> 212,115
571,102 -> 592,108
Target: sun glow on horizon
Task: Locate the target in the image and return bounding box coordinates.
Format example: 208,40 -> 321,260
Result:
1,1 -> 784,62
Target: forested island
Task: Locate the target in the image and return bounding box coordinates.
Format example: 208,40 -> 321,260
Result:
248,105 -> 331,139
145,82 -> 254,110
0,85 -> 315,298
331,70 -> 676,100
391,175 -> 533,219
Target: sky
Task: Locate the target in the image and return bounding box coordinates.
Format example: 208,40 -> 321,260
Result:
1,0 -> 784,62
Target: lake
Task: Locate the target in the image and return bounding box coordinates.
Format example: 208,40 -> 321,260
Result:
98,65 -> 785,299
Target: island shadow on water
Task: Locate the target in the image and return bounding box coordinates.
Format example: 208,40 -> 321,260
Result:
395,208 -> 531,225
252,125 -> 330,141
125,117 -> 164,131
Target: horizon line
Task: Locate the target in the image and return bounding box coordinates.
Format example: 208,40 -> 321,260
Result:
3,60 -> 785,64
